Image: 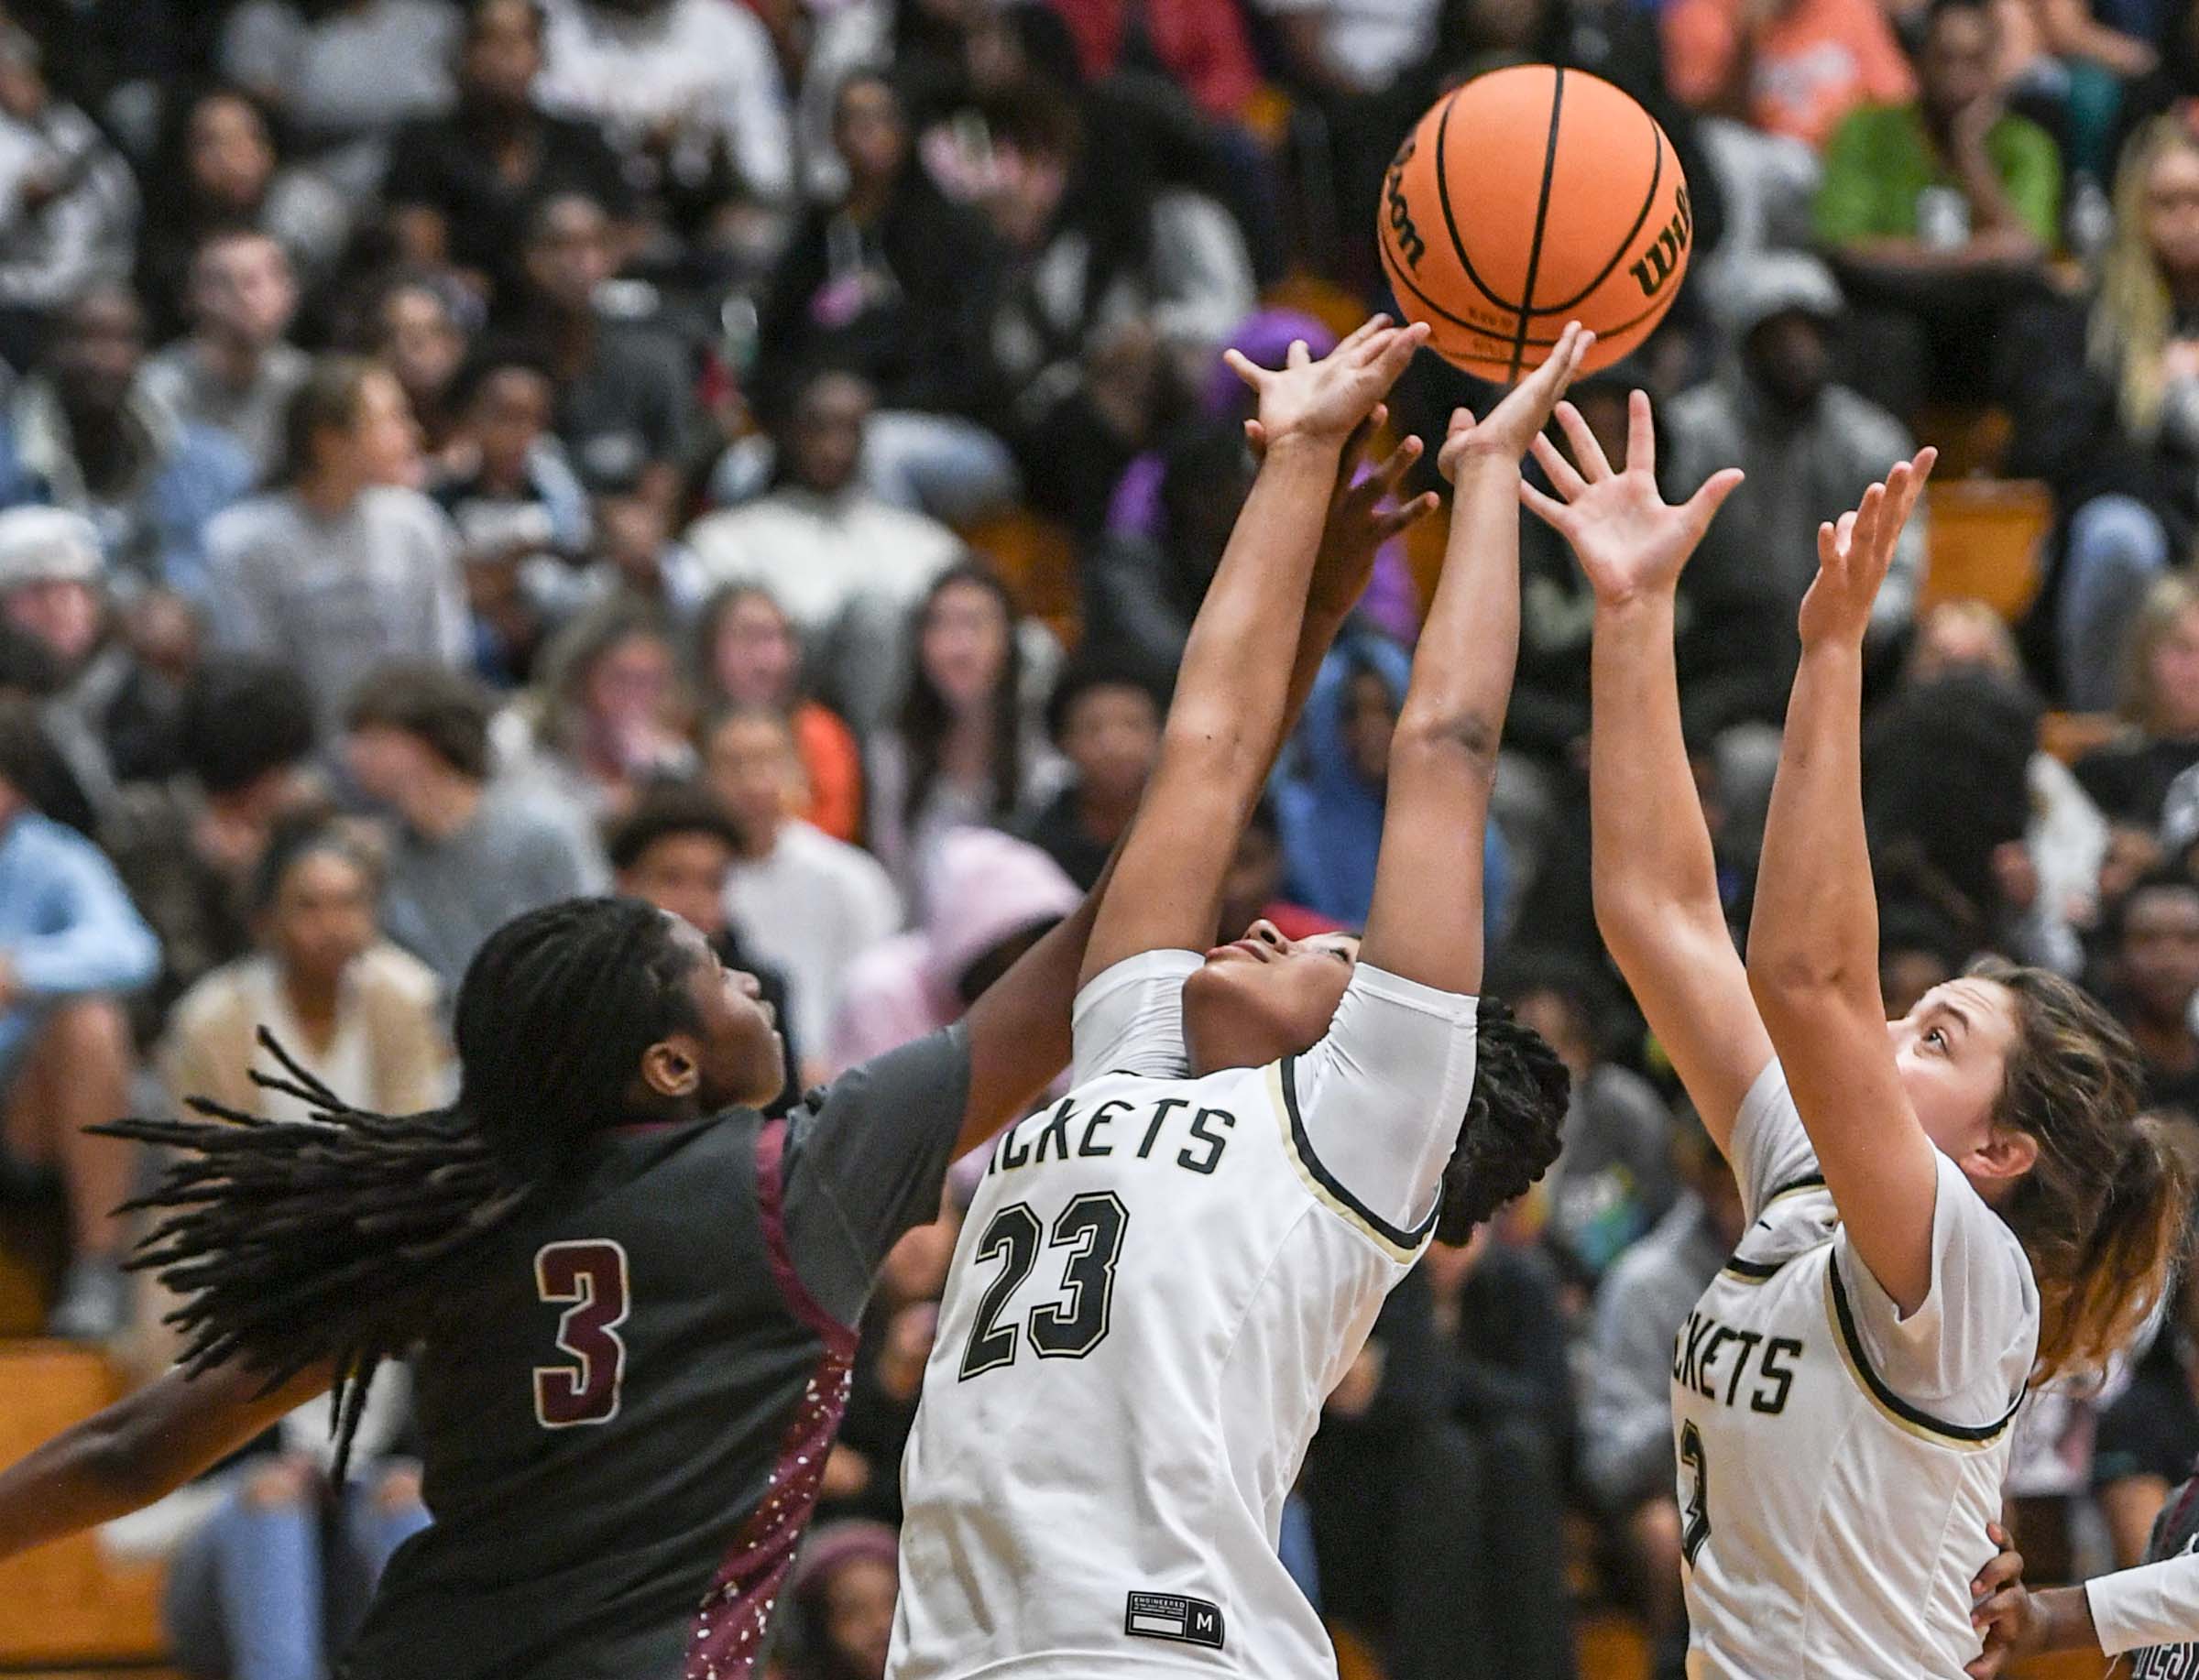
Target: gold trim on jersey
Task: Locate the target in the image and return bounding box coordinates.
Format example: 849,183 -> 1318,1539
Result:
1264,1062 -> 1432,1266
1821,1265 -> 2024,1451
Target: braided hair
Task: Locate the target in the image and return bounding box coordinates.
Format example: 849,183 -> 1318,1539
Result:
1435,995 -> 1571,1244
96,898 -> 704,1477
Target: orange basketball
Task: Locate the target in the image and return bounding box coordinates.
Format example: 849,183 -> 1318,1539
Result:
1377,65 -> 1691,382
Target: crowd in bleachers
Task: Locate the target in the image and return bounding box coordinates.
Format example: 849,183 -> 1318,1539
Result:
7,0 -> 2199,1675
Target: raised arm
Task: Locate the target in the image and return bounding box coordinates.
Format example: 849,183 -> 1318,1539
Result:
957,324 -> 1435,1146
1518,391 -> 1756,1145
1356,323 -> 1590,990
0,1358 -> 331,1562
1078,318 -> 1428,986
1745,450 -> 1940,1311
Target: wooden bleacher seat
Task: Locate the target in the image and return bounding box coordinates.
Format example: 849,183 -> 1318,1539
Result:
1915,403 -> 2015,481
2042,711 -> 2122,766
1920,479 -> 2051,624
0,1344 -> 165,1668
958,510 -> 1080,649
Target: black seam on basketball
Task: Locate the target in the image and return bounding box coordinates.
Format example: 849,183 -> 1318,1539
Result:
1380,218 -> 1507,335
1432,84 -> 1525,317
1484,290 -> 1677,344
1532,111 -> 1665,315
1508,67 -> 1566,384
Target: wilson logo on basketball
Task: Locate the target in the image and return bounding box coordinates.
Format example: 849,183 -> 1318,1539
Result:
1384,138 -> 1427,269
1629,185 -> 1693,300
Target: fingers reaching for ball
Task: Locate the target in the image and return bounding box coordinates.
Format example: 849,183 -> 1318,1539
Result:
1222,316 -> 1432,453
1438,322 -> 1593,480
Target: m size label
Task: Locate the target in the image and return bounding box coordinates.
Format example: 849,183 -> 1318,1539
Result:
1124,1592 -> 1225,1650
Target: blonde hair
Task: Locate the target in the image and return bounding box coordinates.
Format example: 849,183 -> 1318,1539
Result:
2094,115 -> 2199,440
2117,572 -> 2199,728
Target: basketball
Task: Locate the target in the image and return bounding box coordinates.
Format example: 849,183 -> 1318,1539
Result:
1377,65 -> 1692,382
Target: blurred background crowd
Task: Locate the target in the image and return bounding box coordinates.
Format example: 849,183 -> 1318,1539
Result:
1,0 -> 2198,1675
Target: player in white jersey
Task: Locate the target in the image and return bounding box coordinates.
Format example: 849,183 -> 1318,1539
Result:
1520,392 -> 2189,1677
888,321 -> 1584,1680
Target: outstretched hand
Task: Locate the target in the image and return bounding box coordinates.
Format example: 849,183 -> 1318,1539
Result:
1964,1523 -> 2036,1679
1227,315 -> 1430,453
1798,448 -> 1935,649
1438,322 -> 1595,480
1518,388 -> 1745,605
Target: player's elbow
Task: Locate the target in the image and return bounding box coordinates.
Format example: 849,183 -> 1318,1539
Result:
1745,944 -> 1854,1021
1388,705 -> 1503,775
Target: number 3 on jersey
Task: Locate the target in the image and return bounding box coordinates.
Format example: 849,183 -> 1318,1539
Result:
1679,1419 -> 1712,1566
533,1240 -> 631,1427
959,1193 -> 1127,1379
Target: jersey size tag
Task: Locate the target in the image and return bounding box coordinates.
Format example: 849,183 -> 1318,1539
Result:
1123,1592 -> 1225,1651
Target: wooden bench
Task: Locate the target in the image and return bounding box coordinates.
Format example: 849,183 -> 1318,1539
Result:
0,1345 -> 165,1669
1920,479 -> 2051,623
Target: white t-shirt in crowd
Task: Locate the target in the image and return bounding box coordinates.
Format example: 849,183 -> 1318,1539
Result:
724,818 -> 903,1055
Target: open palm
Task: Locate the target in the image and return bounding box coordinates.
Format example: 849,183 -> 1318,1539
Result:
1519,390 -> 1744,605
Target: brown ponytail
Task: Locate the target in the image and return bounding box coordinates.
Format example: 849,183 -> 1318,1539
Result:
1969,957 -> 2193,1381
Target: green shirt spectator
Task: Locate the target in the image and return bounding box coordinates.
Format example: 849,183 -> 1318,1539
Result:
1815,101 -> 2062,249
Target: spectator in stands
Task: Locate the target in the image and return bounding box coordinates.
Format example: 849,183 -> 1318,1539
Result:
1100,311 -> 1423,656
688,367 -> 965,732
2101,872 -> 2199,1119
751,69 -> 1013,524
1581,1108 -> 1747,1680
431,351 -> 592,689
383,0 -> 635,310
1878,897 -> 1967,1014
343,660 -> 604,996
867,562 -> 1061,905
1254,0 -> 1439,289
0,22 -> 138,371
694,583 -> 863,845
150,824 -> 442,1675
702,703 -> 901,1074
2093,1239 -> 2199,1566
155,1386 -> 427,1680
136,87 -> 351,340
363,275 -> 473,469
1082,416 -> 1254,697
535,0 -> 795,223
1665,255 -> 1924,724
217,0 -> 458,198
0,507 -> 134,817
1215,792 -> 1347,948
1307,1234 -> 1576,1680
503,191 -> 694,507
203,356 -> 469,738
2013,113 -> 2199,709
160,820 -> 450,1129
0,281 -> 254,595
569,470 -> 707,628
1666,0 -> 1917,150
1815,0 -> 2062,415
1275,624 -> 1509,934
1015,654 -> 1159,891
1500,950 -> 1677,1290
0,696 -> 157,1336
784,1520 -> 901,1680
139,230 -> 311,481
519,599 -> 695,822
603,781 -> 798,1111
1050,0 -> 1263,122
104,656 -> 323,1044
973,88 -> 1255,529
828,824 -> 1079,1075
2075,572 -> 2199,830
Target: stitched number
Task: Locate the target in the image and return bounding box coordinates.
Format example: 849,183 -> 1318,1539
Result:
1679,1419 -> 1712,1566
1029,1193 -> 1127,1358
958,1204 -> 1042,1379
959,1194 -> 1129,1378
533,1240 -> 631,1428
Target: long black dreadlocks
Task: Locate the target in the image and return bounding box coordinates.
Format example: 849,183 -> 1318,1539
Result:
95,897 -> 704,1478
1435,995 -> 1572,1244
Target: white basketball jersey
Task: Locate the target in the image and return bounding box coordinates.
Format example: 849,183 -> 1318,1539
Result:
891,951 -> 1478,1680
1674,1062 -> 2040,1679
